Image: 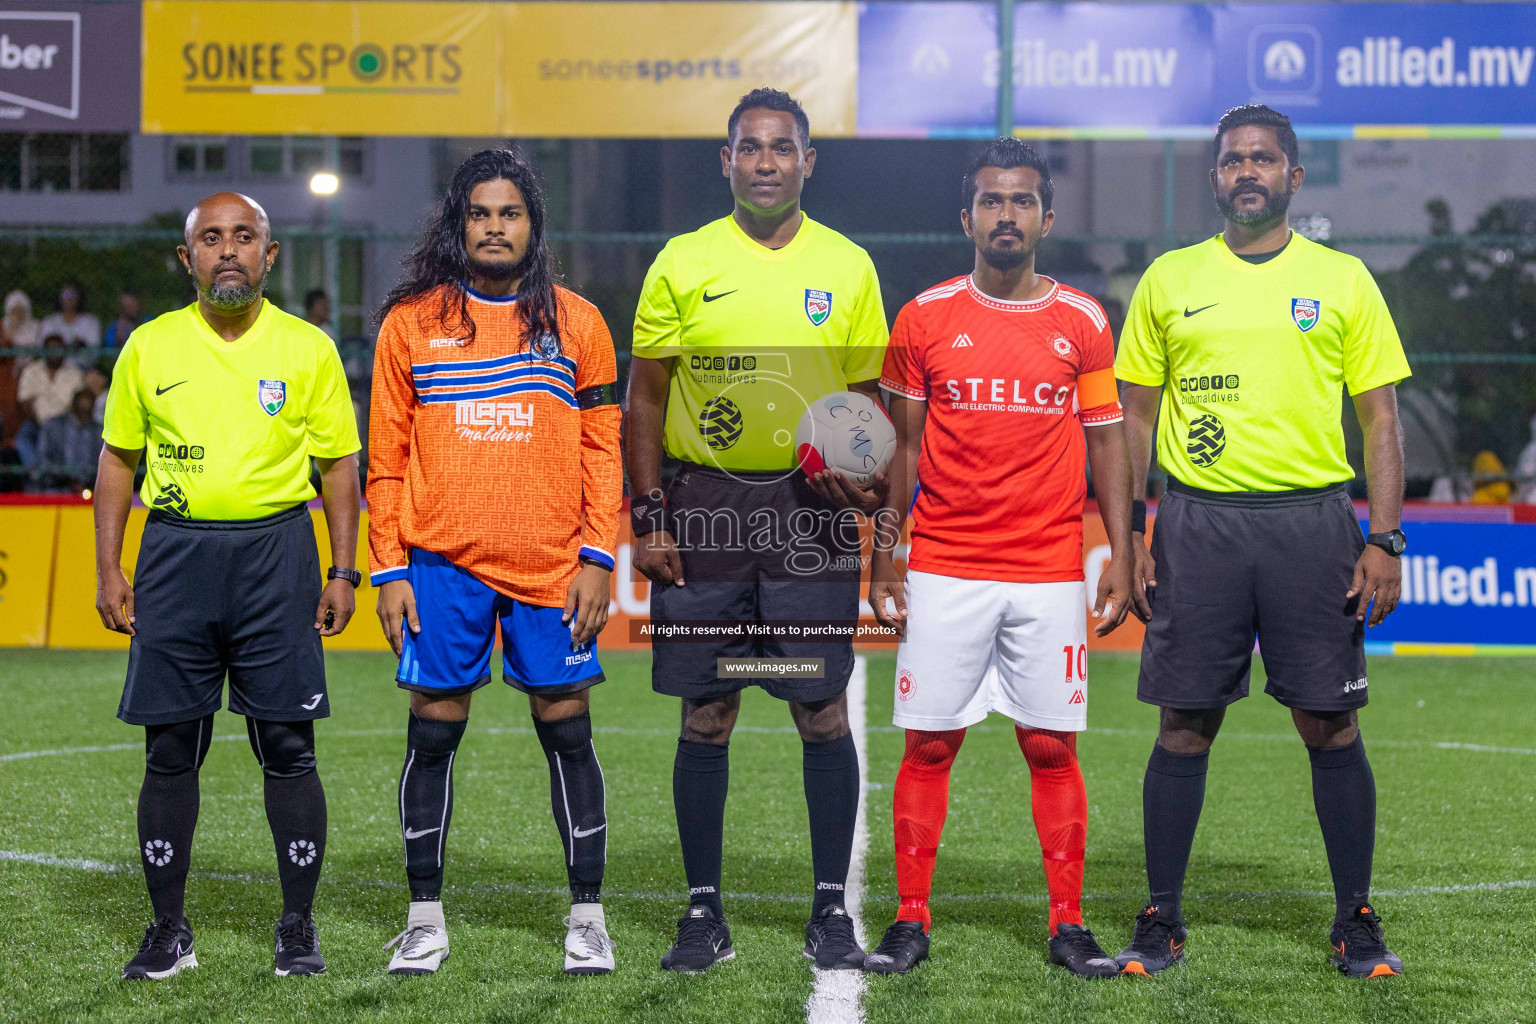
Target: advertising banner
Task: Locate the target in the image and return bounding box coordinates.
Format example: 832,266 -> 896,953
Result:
142,1 -> 856,137
0,3 -> 140,131
502,2 -> 856,138
142,1 -> 502,136
857,2 -> 1536,137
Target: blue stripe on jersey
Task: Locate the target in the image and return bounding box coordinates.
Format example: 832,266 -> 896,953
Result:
412,352 -> 578,376
463,284 -> 518,303
578,545 -> 615,571
417,380 -> 579,407
414,362 -> 576,391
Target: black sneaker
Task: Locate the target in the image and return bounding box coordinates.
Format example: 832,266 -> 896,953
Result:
274,911 -> 326,976
862,920 -> 930,975
122,916 -> 197,980
803,904 -> 866,970
660,905 -> 734,974
1115,904 -> 1186,975
1047,923 -> 1120,978
1330,904 -> 1403,978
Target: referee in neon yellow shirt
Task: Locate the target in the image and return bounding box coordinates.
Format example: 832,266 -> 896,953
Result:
94,193 -> 361,981
1112,106 -> 1410,979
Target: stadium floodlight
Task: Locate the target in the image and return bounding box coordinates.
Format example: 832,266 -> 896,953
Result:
309,172 -> 340,196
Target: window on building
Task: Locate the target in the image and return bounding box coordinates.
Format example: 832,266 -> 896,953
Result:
0,133 -> 130,192
169,137 -> 230,179
245,137 -> 368,181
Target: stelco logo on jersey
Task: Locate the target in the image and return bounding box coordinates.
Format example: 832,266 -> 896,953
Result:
940,377 -> 1072,415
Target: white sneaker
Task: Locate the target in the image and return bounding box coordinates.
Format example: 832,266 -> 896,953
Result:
564,906 -> 616,975
384,900 -> 450,975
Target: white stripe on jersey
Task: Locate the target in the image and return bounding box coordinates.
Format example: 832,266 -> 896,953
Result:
1055,290 -> 1108,332
915,280 -> 968,305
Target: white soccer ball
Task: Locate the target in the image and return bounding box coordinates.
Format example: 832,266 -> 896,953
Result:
794,391 -> 897,487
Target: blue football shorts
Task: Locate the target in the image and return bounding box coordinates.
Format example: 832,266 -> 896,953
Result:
395,549 -> 604,696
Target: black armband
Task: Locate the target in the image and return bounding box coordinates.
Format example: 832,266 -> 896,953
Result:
576,382 -> 619,409
1131,499 -> 1148,534
630,494 -> 668,538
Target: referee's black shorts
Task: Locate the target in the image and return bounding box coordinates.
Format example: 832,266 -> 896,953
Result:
1138,479 -> 1369,713
650,462 -> 861,703
117,505 -> 329,726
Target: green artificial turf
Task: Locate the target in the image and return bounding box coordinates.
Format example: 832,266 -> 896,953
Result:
1,650 -> 1532,1023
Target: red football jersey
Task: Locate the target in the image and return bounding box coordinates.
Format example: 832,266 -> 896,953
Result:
880,275 -> 1122,582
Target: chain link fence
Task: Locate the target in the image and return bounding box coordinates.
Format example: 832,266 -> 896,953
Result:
3,216 -> 1534,500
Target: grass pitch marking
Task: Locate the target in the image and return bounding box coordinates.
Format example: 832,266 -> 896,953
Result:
804,655 -> 869,1024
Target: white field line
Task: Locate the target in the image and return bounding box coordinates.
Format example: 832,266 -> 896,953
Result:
805,655 -> 867,1024
7,725 -> 1532,764
4,848 -> 1534,907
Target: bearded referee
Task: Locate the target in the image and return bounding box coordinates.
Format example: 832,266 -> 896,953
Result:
95,192 -> 361,980
627,88 -> 889,973
1113,106 -> 1410,979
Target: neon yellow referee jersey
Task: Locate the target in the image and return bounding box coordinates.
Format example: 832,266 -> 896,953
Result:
1115,233 -> 1411,492
102,301 -> 360,520
632,213 -> 889,471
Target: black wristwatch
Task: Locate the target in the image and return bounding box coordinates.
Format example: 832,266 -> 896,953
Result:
328,566 -> 363,588
1365,529 -> 1407,557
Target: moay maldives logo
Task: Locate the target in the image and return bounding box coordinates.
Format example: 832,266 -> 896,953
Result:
179,37 -> 462,95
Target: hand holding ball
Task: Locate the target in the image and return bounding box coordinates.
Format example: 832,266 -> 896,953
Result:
795,391 -> 897,487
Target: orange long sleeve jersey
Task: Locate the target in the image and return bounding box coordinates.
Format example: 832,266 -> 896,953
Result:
367,285 -> 623,608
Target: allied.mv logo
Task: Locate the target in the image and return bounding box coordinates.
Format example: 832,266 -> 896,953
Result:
1186,413 -> 1227,467
1291,297 -> 1320,333
804,289 -> 832,327
258,379 -> 287,416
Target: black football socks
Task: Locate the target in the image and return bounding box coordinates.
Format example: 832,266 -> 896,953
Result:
399,714 -> 467,902
803,732 -> 860,914
1308,735 -> 1377,920
1142,744 -> 1210,921
138,715 -> 214,922
534,713 -> 608,904
247,718 -> 327,918
674,739 -> 730,917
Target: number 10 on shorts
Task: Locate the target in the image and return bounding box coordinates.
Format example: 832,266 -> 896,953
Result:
1064,644 -> 1086,705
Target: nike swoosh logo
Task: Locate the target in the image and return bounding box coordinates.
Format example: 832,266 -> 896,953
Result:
155,381 -> 188,396
572,823 -> 607,839
404,827 -> 442,840
702,290 -> 737,303
1183,304 -> 1218,318
566,952 -> 592,961
301,694 -> 323,710
401,946 -> 447,960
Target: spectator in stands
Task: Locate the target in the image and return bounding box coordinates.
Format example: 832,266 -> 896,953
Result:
103,291 -> 143,353
0,424 -> 23,493
304,288 -> 334,337
3,289 -> 40,372
1515,411 -> 1536,504
15,334 -> 85,467
38,281 -> 101,368
83,366 -> 111,425
40,387 -> 102,491
1470,450 -> 1512,504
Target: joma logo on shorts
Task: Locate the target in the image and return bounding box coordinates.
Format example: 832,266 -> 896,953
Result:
1344,677 -> 1368,694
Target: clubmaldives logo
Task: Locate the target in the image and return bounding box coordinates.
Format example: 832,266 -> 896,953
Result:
0,12 -> 80,119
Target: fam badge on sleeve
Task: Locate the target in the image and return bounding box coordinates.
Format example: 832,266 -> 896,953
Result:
258,379 -> 287,416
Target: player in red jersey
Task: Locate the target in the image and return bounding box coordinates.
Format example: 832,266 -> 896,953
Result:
863,140 -> 1140,977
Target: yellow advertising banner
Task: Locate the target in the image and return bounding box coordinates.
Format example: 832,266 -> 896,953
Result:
141,1 -> 857,137
502,2 -> 857,138
141,1 -> 501,136
0,507 -> 60,647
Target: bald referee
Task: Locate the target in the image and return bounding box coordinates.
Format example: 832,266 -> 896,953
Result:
95,192 -> 361,980
1113,106 -> 1410,979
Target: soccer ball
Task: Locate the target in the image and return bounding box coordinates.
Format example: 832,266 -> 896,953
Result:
795,391 -> 896,487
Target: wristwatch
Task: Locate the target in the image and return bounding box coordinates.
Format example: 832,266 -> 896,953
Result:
1365,530 -> 1407,557
328,566 -> 363,588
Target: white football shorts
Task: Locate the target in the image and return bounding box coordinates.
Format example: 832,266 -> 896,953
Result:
891,570 -> 1089,732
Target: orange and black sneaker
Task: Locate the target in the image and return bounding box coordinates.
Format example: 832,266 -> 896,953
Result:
1330,904 -> 1402,978
1115,904 -> 1186,975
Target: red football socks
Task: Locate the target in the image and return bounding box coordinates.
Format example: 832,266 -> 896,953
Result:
892,728 -> 966,932
1017,726 -> 1087,936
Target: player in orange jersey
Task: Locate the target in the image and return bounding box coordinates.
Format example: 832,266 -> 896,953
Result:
368,149 -> 623,976
863,140 -> 1138,977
